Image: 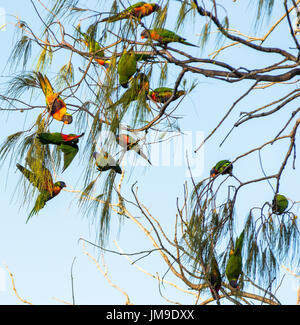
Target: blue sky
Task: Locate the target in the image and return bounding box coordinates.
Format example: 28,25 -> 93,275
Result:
0,0 -> 299,305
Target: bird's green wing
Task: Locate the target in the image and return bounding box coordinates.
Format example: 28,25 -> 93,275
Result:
59,142 -> 79,172
272,194 -> 288,214
117,50 -> 137,88
17,163 -> 40,189
234,229 -> 245,256
26,190 -> 50,223
17,158 -> 54,193
37,132 -> 63,145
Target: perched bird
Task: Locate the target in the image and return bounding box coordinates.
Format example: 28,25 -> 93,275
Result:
209,254 -> 222,301
141,28 -> 199,47
107,73 -> 149,110
148,87 -> 186,104
210,160 -> 233,178
16,158 -> 66,223
76,26 -> 110,68
36,72 -> 72,124
118,49 -> 137,88
272,194 -> 288,215
116,134 -> 151,165
225,230 -> 245,289
93,151 -> 122,174
37,132 -> 84,172
101,2 -> 160,23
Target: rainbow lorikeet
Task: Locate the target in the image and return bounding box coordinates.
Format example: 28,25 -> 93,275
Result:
93,151 -> 122,174
141,28 -> 199,47
76,26 -> 110,68
107,73 -> 149,110
210,160 -> 233,178
101,2 -> 160,23
209,254 -> 222,301
118,49 -> 137,88
36,72 -> 72,124
225,230 -> 245,289
272,194 -> 288,215
116,134 -> 151,165
148,87 -> 185,104
16,158 -> 66,223
37,132 -> 84,172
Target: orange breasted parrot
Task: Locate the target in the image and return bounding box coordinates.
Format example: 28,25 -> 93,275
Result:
225,230 -> 245,289
209,254 -> 222,301
272,194 -> 288,215
107,73 -> 149,110
93,151 -> 122,174
116,134 -> 151,165
210,160 -> 233,178
37,132 -> 84,172
36,72 -> 72,124
101,2 -> 160,23
118,49 -> 137,88
76,26 -> 110,68
16,158 -> 66,223
141,28 -> 199,47
148,87 -> 185,104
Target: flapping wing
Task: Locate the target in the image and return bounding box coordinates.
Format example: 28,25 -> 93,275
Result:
17,157 -> 54,193
60,142 -> 79,172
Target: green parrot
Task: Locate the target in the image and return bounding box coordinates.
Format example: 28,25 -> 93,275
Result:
209,254 -> 222,301
100,2 -> 160,23
93,151 -> 122,174
76,25 -> 110,68
107,73 -> 149,110
118,49 -> 137,88
225,230 -> 245,289
116,134 -> 151,165
272,194 -> 289,215
148,87 -> 186,104
16,158 -> 66,223
210,160 -> 233,178
37,132 -> 84,172
141,28 -> 199,47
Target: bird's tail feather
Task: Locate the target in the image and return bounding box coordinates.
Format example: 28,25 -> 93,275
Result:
181,40 -> 199,47
36,72 -> 54,97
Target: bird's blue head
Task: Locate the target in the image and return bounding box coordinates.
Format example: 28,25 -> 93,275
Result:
55,181 -> 67,188
229,280 -> 239,289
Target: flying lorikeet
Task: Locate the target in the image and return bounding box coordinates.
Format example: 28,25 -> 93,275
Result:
210,160 -> 233,178
225,230 -> 245,289
100,2 -> 160,23
272,194 -> 288,215
148,87 -> 186,104
118,49 -> 137,88
76,26 -> 110,68
16,158 -> 66,223
36,72 -> 72,124
93,151 -> 122,174
116,134 -> 151,165
209,254 -> 222,301
37,132 -> 84,172
141,28 -> 199,47
107,73 -> 149,110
